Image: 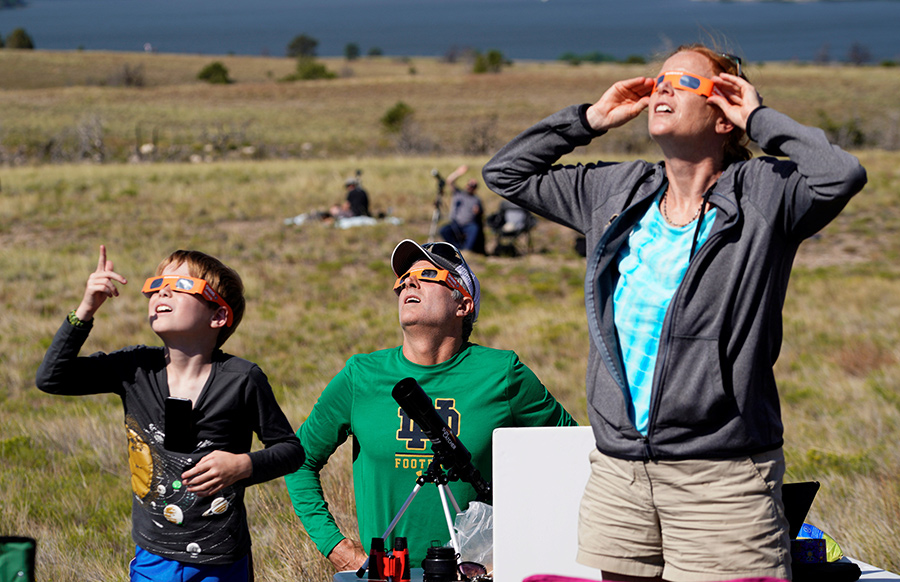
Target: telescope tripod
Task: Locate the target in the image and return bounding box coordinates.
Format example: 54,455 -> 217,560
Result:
427,171 -> 446,243
356,459 -> 462,578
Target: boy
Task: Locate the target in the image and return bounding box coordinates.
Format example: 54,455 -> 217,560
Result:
36,245 -> 304,581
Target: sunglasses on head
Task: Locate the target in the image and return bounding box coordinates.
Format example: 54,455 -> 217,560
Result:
142,275 -> 234,327
653,71 -> 715,98
421,241 -> 468,269
721,53 -> 743,78
393,267 -> 472,299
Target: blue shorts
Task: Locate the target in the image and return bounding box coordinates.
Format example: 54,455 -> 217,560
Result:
130,546 -> 250,582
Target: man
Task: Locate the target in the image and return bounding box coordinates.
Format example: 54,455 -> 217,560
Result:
285,239 -> 576,570
440,165 -> 485,253
332,176 -> 370,218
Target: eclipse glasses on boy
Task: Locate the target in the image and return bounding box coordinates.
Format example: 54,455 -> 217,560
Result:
393,267 -> 472,300
142,275 -> 234,327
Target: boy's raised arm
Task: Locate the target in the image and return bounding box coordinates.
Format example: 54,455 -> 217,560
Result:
75,244 -> 128,322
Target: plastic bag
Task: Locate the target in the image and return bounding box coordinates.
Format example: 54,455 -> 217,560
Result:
799,522 -> 845,562
454,501 -> 493,570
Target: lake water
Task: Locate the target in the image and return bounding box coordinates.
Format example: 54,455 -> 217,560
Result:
2,0 -> 899,63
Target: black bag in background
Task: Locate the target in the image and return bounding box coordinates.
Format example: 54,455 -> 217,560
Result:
793,560 -> 861,582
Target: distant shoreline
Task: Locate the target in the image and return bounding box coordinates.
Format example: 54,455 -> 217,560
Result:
5,0 -> 899,63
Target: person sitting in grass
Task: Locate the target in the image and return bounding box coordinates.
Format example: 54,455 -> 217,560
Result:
36,245 -> 304,582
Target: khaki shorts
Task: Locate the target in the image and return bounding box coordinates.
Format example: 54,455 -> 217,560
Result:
577,448 -> 790,582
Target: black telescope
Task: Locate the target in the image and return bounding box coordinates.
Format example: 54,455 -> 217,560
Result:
392,377 -> 492,502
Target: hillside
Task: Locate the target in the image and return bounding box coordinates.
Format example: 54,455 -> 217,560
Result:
1,49 -> 898,165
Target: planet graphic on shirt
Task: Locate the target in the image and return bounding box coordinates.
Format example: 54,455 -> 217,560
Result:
163,504 -> 183,525
202,497 -> 229,516
126,425 -> 153,498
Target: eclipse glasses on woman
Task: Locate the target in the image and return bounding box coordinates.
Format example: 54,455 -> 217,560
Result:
652,71 -> 716,98
652,53 -> 743,99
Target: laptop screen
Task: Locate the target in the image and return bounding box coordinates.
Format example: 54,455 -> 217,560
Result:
782,481 -> 820,539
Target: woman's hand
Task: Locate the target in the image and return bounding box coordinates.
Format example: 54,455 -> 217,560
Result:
75,245 -> 128,322
585,77 -> 656,132
708,72 -> 763,131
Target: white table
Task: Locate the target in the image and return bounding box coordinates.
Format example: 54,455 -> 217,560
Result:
334,555 -> 896,581
855,557 -> 900,580
491,427 -> 900,582
335,428 -> 900,582
334,567 -> 424,582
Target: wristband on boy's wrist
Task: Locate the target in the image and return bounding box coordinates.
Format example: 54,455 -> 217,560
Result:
67,309 -> 91,329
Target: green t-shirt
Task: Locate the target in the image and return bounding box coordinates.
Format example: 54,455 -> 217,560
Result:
285,343 -> 575,566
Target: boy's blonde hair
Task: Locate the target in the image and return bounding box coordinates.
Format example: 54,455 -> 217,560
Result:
155,250 -> 245,349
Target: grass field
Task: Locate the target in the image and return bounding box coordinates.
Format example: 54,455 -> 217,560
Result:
2,50 -> 899,163
1,50 -> 899,581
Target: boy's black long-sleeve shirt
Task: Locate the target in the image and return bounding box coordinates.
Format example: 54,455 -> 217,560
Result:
36,319 -> 304,565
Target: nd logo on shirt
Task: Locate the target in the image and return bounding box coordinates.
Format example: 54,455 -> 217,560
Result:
394,398 -> 460,474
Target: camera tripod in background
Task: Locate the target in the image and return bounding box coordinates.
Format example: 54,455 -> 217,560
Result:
427,169 -> 446,243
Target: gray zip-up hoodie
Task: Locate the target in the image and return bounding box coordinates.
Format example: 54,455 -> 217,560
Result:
483,104 -> 867,461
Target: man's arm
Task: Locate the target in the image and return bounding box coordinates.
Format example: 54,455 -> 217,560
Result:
446,164 -> 468,190
503,353 -> 577,427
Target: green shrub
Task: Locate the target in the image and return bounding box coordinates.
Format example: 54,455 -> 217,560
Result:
473,49 -> 507,74
380,101 -> 414,133
197,61 -> 232,84
109,64 -> 145,87
580,51 -> 616,63
287,34 -> 318,58
559,52 -> 582,66
559,51 -> 623,66
817,110 -> 866,148
345,43 -> 360,61
6,27 -> 35,50
287,57 -> 336,80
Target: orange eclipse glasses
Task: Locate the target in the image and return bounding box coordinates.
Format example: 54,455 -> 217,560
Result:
142,275 -> 234,327
393,268 -> 471,300
652,71 -> 715,98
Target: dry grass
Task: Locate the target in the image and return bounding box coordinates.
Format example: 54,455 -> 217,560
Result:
2,51 -> 899,163
1,50 -> 900,581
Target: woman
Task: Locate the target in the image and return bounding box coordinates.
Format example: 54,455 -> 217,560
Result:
482,45 -> 866,582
